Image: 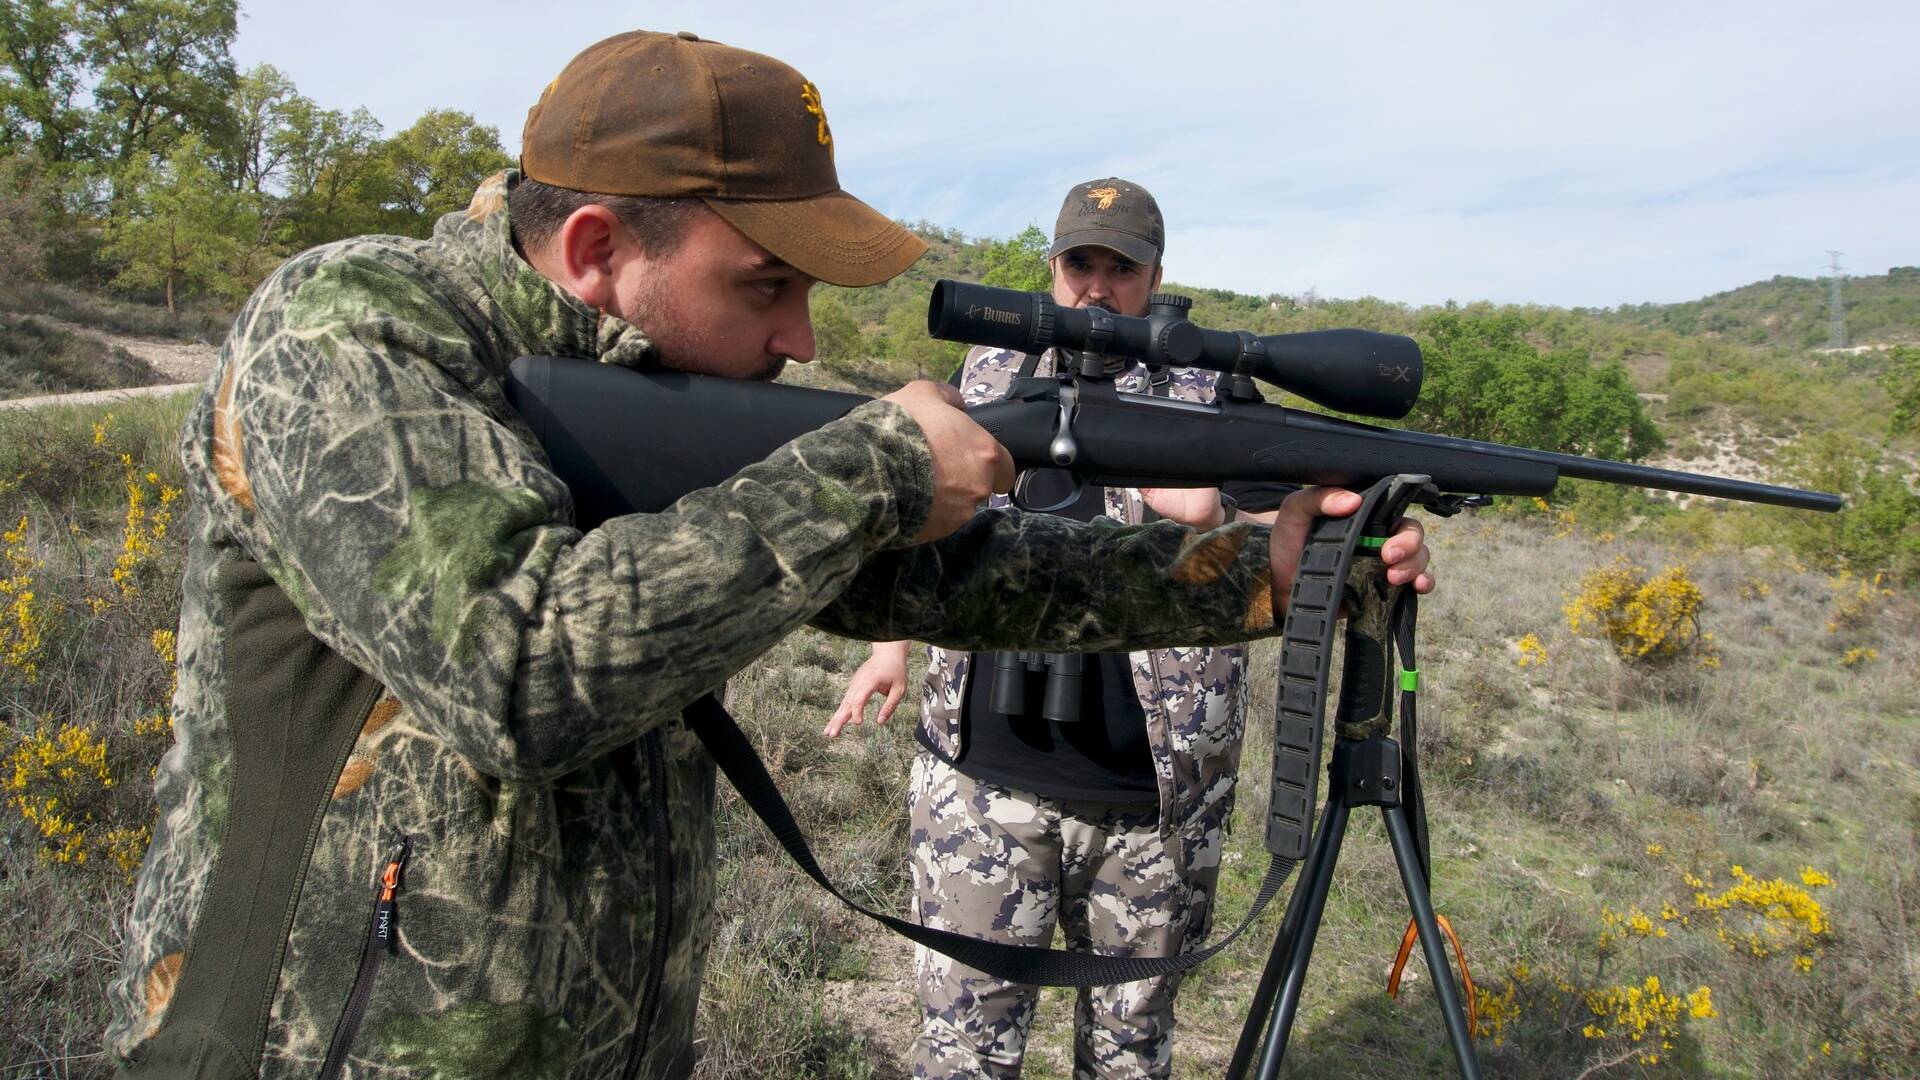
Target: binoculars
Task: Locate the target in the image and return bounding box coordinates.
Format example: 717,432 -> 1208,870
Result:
987,651 -> 1085,725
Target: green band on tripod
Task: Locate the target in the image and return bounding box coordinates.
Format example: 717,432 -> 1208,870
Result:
1399,668 -> 1419,692
1358,536 -> 1387,549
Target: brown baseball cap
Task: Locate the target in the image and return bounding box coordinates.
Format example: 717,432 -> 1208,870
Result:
1048,178 -> 1165,266
520,30 -> 926,287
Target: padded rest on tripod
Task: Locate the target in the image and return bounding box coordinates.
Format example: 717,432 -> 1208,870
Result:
1266,476 -> 1431,860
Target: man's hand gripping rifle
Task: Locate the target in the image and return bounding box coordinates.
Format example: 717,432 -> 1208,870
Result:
503,282 -> 1841,1077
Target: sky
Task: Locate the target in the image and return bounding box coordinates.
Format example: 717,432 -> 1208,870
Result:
231,1 -> 1920,309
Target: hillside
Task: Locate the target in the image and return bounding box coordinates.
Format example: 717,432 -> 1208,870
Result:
1591,268 -> 1920,351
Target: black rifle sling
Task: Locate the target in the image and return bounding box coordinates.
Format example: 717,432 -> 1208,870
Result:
680,477 -> 1426,985
1396,592 -> 1430,881
682,694 -> 1297,986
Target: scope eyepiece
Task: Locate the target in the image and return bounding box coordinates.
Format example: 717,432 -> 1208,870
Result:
928,281 -> 1057,354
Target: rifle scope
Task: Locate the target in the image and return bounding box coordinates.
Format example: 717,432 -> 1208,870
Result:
928,280 -> 1422,420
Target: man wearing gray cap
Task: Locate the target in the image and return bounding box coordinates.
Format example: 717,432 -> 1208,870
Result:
829,179 -> 1374,1079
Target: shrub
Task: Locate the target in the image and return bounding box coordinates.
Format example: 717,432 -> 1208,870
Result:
1767,433 -> 1920,583
1565,558 -> 1719,668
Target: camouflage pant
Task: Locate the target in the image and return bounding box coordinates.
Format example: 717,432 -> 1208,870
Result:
906,752 -> 1218,1080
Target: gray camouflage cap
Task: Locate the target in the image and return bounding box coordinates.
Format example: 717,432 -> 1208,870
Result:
1048,178 -> 1164,265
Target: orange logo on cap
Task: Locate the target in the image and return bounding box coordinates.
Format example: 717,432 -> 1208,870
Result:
1085,186 -> 1122,210
800,81 -> 832,156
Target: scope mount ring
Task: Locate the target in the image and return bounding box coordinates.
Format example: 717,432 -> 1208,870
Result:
1082,309 -> 1116,362
1229,331 -> 1266,402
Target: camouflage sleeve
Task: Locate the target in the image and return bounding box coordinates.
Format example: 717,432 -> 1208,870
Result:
223,250 -> 934,782
810,511 -> 1277,650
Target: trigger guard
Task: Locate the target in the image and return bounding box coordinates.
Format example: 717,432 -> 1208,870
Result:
1011,470 -> 1085,514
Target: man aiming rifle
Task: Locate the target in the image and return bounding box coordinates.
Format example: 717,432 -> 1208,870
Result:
105,29 -> 1431,1080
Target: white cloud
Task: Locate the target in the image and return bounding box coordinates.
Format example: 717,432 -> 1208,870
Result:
233,0 -> 1920,306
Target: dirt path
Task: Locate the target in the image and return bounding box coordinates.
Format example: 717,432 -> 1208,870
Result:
1,320 -> 218,411
57,318 -> 221,385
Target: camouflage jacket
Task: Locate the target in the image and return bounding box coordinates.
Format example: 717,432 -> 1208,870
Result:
920,347 -> 1249,853
107,174 -> 1280,1080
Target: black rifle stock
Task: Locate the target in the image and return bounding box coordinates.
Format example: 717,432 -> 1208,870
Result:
503,356 -> 1841,531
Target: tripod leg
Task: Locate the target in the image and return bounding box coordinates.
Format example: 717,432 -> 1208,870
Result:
1227,794 -> 1349,1080
1382,804 -> 1484,1080
1248,798 -> 1351,1080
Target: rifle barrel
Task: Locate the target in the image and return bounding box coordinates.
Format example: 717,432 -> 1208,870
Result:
1283,412 -> 1843,512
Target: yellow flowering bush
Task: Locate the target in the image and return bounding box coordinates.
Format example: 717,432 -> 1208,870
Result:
1684,864 -> 1831,968
0,410 -> 185,883
1582,976 -> 1716,1066
5,721 -> 116,867
1514,632 -> 1549,667
1472,902 -> 1717,1066
1825,570 -> 1893,636
1516,495 -> 1579,538
110,454 -> 181,599
1473,962 -> 1531,1046
0,514 -> 45,682
1564,558 -> 1719,668
1596,905 -> 1668,953
132,629 -> 178,737
4,706 -> 165,881
1476,861 -> 1840,1066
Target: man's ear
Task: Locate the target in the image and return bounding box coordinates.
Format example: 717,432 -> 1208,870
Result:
1150,263 -> 1164,293
554,204 -> 625,311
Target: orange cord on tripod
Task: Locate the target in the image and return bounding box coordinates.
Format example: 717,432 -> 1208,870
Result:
1386,914 -> 1478,1035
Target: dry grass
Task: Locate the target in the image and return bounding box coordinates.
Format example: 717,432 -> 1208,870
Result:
0,394 -> 191,1079
0,281 -> 227,346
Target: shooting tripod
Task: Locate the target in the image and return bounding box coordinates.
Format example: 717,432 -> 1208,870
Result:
1225,473 -> 1484,1080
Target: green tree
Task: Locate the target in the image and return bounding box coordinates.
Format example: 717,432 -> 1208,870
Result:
979,224 -> 1050,293
362,108 -> 511,235
1,0 -> 91,162
0,145 -> 52,283
222,62 -> 300,193
1410,306 -> 1659,458
1880,345 -> 1920,437
76,0 -> 237,181
810,289 -> 865,365
1563,359 -> 1664,460
275,99 -> 383,247
1408,306 -> 1516,440
103,131 -> 247,312
876,300 -> 963,378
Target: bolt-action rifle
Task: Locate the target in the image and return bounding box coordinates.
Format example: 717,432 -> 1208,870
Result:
507,281 -> 1839,526
504,281 -> 1842,1079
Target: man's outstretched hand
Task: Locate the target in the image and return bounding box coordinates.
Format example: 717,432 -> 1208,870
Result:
1268,487 -> 1434,603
